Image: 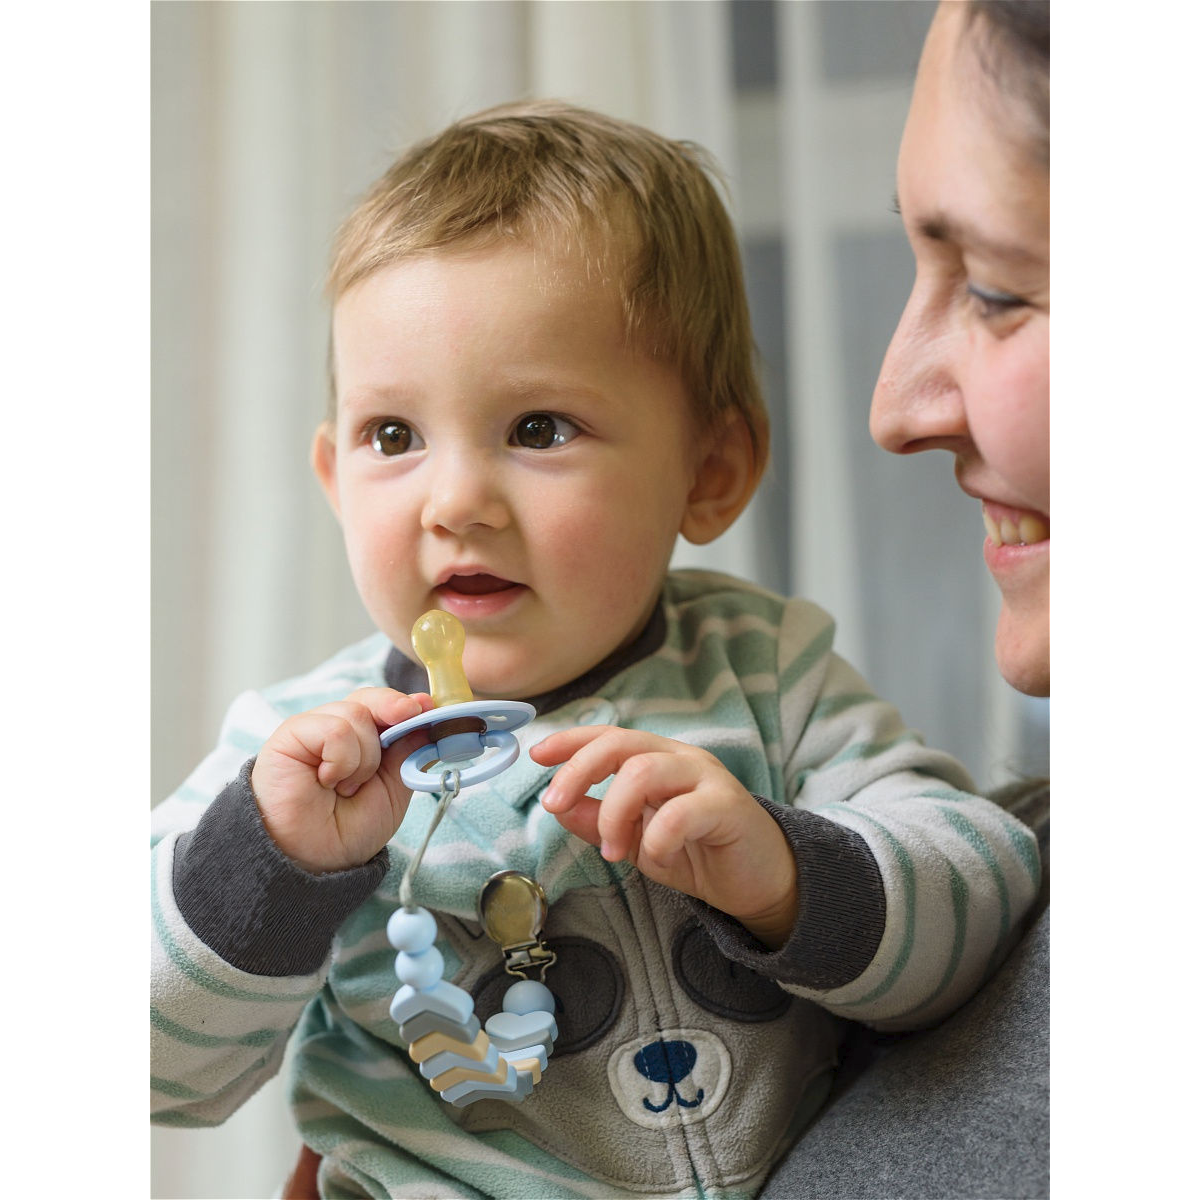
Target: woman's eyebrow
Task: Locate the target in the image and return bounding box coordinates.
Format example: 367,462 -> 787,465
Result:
900,200 -> 1043,266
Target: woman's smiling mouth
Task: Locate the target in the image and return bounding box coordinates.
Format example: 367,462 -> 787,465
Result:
981,503 -> 1049,547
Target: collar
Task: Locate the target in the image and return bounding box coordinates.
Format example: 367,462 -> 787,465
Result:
383,598 -> 667,715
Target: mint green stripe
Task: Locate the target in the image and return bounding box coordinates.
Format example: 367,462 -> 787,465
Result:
1008,820 -> 1042,886
151,1075 -> 209,1101
478,1128 -> 604,1189
270,687 -> 368,715
172,783 -> 213,804
914,786 -> 979,803
824,731 -> 920,771
151,1109 -> 224,1129
885,862 -> 970,1024
834,812 -> 915,1008
780,622 -> 835,692
151,856 -> 314,1006
798,736 -> 918,791
151,1004 -> 279,1050
810,692 -> 877,721
227,728 -> 265,756
938,805 -> 1011,941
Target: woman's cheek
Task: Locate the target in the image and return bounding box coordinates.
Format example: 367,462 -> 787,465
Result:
971,331 -> 1049,511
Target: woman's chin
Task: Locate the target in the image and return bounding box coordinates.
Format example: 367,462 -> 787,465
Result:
994,609 -> 1050,697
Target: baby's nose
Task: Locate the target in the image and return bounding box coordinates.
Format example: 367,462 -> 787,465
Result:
420,459 -> 510,534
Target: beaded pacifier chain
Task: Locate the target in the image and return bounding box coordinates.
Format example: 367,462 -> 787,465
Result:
379,611 -> 559,1107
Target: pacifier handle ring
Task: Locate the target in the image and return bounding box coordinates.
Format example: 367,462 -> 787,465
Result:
380,699 -> 535,751
400,730 -> 520,792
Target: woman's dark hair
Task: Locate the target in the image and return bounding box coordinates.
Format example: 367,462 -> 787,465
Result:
965,0 -> 1050,165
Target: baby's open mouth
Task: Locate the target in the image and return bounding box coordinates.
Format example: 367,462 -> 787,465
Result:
440,574 -> 519,596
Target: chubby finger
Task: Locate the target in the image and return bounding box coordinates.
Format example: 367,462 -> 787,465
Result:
319,690 -> 433,795
277,708 -> 375,794
635,789 -> 732,865
543,794 -> 604,848
594,753 -> 704,861
536,726 -> 674,811
344,687 -> 434,730
531,724 -> 668,767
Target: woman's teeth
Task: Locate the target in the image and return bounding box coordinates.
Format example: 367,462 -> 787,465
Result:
983,511 -> 1049,547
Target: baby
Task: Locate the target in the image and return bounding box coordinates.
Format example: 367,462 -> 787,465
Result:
151,100 -> 1040,1199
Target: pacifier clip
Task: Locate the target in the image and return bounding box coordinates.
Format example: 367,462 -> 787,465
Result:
380,611 -> 558,1107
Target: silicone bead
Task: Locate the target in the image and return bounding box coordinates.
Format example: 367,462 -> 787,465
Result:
500,1043 -> 549,1073
407,1028 -> 491,1065
441,1065 -> 535,1107
419,1040 -> 501,1082
399,1011 -> 481,1046
390,980 -> 475,1029
394,946 -> 444,990
508,1058 -> 543,1085
387,907 -> 438,953
502,979 -> 556,1016
484,1009 -> 558,1052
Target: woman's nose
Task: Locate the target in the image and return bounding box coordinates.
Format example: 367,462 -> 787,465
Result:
419,454 -> 510,535
870,285 -> 967,456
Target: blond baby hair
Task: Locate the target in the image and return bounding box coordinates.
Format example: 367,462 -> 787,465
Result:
327,100 -> 768,469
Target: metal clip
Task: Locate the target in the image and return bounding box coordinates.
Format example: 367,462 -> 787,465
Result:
477,870 -> 557,981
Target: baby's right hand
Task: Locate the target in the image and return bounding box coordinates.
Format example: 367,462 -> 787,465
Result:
250,688 -> 434,874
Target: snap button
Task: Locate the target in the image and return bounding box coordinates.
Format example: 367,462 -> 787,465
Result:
576,700 -> 614,726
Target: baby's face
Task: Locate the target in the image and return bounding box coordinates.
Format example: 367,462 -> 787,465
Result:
317,240 -> 702,699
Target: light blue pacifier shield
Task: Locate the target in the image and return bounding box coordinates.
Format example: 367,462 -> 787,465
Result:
380,700 -> 536,792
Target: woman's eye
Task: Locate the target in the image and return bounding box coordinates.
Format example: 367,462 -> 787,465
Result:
966,282 -> 1028,322
511,413 -> 580,450
371,421 -> 423,456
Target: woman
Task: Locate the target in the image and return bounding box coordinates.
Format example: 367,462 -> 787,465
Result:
763,3 -> 1049,1196
873,0 -> 1049,700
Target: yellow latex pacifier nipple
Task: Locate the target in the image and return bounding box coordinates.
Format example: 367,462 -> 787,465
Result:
412,610 -> 474,708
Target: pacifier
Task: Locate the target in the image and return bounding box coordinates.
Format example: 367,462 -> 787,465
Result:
380,610 -> 535,792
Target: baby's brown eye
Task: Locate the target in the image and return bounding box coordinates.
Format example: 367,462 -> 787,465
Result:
511,413 -> 578,449
372,422 -> 413,456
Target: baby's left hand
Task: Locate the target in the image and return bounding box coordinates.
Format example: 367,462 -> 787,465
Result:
530,726 -> 798,949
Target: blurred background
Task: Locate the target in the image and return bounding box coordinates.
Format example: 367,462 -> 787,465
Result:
152,1 -> 1049,1195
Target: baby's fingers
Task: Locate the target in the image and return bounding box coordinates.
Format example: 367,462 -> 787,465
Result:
343,687 -> 434,731
594,752 -> 702,862
312,690 -> 433,794
636,790 -> 731,866
289,704 -> 381,795
536,726 -> 668,810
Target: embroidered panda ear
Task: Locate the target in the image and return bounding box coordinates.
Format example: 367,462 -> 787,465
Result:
672,920 -> 791,1022
473,937 -> 625,1055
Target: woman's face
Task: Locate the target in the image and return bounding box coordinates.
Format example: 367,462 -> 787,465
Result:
871,2 -> 1049,696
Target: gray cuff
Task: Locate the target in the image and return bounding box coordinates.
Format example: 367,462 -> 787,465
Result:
172,759 -> 390,976
688,797 -> 886,990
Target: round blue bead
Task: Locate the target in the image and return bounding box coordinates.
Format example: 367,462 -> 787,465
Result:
387,906 -> 437,952
394,945 -> 444,990
502,979 -> 555,1016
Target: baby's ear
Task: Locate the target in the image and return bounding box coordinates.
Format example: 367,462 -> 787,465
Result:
680,411 -> 763,545
311,422 -> 341,520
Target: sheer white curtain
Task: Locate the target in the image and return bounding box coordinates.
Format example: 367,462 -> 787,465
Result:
151,3 -> 1046,1195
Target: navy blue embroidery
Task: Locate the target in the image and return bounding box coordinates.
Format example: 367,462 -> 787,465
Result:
635,1039 -> 705,1112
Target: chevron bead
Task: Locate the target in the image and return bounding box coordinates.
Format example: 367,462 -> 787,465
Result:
390,980 -> 474,1029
